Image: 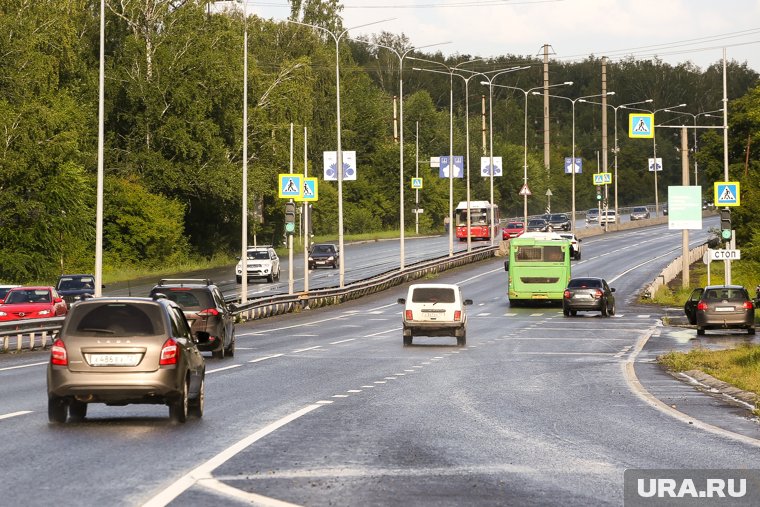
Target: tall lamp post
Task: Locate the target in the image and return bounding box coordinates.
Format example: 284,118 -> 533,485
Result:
579,98 -> 653,218
662,108 -> 723,185
350,40 -> 449,270
95,0 -> 105,297
487,82 -> 572,227
470,66 -> 530,245
410,57 -> 483,257
288,18 -> 392,287
539,91 -> 615,233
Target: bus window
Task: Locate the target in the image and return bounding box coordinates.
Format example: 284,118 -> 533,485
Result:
516,246 -> 542,261
543,246 -> 564,262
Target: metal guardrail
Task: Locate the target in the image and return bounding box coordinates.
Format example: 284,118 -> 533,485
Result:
0,246 -> 498,353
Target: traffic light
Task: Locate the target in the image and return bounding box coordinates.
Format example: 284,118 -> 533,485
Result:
720,208 -> 731,241
285,201 -> 296,234
596,186 -> 602,201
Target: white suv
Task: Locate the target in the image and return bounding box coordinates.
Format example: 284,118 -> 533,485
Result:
236,246 -> 280,283
397,283 -> 472,347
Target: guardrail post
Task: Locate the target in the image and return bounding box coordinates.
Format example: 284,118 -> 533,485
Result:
16,332 -> 23,352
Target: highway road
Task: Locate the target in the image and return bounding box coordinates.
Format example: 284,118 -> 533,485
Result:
2,218 -> 758,506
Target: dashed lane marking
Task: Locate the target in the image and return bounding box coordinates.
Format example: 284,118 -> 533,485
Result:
248,354 -> 284,363
0,411 -> 33,421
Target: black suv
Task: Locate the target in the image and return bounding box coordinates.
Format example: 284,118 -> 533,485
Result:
149,279 -> 235,359
547,213 -> 571,231
55,274 -> 99,306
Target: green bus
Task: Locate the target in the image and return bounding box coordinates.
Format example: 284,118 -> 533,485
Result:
504,234 -> 572,305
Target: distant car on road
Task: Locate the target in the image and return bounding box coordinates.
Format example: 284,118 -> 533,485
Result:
547,213 -> 571,231
558,232 -> 582,260
586,208 -> 599,224
47,295 -> 206,423
0,285 -> 20,303
56,274 -> 98,306
629,206 -> 650,221
397,283 -> 472,347
526,218 -> 549,232
0,286 -> 68,322
502,222 -> 525,240
562,277 -> 616,317
599,210 -> 617,224
308,243 -> 339,269
684,285 -> 755,336
236,246 -> 280,283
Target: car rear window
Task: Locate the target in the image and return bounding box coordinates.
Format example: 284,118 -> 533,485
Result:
152,289 -> 213,310
67,302 -> 163,336
703,288 -> 747,301
411,288 -> 456,304
568,278 -> 602,288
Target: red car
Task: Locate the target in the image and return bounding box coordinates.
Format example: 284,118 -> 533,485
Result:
502,222 -> 525,240
0,286 -> 68,322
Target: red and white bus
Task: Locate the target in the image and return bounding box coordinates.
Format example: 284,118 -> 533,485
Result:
455,201 -> 499,241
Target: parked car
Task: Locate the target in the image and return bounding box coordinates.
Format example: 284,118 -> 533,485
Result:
0,286 -> 68,322
547,213 -> 571,231
502,221 -> 525,240
662,205 -> 668,216
684,285 -> 755,336
558,232 -> 582,260
629,206 -> 650,221
56,274 -> 99,306
526,218 -> 549,232
149,279 -> 235,359
308,243 -> 339,269
562,277 -> 616,317
236,246 -> 280,283
586,208 -> 599,224
47,295 -> 206,423
397,283 -> 472,347
0,284 -> 20,303
599,210 -> 617,224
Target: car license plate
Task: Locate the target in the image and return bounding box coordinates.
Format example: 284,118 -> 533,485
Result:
86,353 -> 142,367
715,306 -> 735,312
573,293 -> 592,299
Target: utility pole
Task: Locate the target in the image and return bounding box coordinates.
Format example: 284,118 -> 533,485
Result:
681,127 -> 690,289
542,44 -> 551,172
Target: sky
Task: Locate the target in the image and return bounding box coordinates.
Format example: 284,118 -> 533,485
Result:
238,0 -> 760,72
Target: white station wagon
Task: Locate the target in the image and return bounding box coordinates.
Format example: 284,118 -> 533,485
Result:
397,283 -> 472,347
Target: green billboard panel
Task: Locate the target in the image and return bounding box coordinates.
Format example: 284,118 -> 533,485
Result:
668,186 -> 702,230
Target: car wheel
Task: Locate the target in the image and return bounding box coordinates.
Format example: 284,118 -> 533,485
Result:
570,310 -> 577,316
275,269 -> 281,282
267,273 -> 274,283
48,396 -> 68,424
609,303 -> 615,316
212,340 -> 225,359
189,376 -> 205,419
236,275 -> 241,284
696,327 -> 705,336
748,327 -> 756,335
575,252 -> 581,260
225,332 -> 236,357
601,302 -> 609,317
403,335 -> 412,347
308,263 -> 314,270
457,332 -> 466,347
69,400 -> 87,422
169,377 -> 189,423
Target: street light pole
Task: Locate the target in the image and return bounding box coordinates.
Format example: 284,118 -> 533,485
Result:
662,108 -> 723,185
95,0 -> 105,297
541,91 -> 616,233
488,82 -> 572,226
240,0 -> 249,303
411,57 -> 483,257
288,18 -> 392,287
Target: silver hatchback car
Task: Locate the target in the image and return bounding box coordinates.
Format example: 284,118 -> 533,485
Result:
47,296 -> 206,423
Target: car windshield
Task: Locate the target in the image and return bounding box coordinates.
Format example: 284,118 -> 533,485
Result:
634,207 -> 647,213
550,214 -> 566,221
588,209 -> 598,214
703,288 -> 747,301
57,276 -> 95,291
411,287 -> 456,304
312,245 -> 335,254
528,220 -> 544,226
507,223 -> 523,229
568,278 -> 602,289
68,302 -> 163,336
4,289 -> 51,304
247,251 -> 270,260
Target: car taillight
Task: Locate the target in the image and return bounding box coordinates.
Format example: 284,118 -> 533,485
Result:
405,310 -> 413,321
454,310 -> 462,321
197,308 -> 220,317
563,290 -> 571,299
594,289 -> 603,299
160,338 -> 179,365
743,301 -> 754,310
697,301 -> 708,311
51,339 -> 68,366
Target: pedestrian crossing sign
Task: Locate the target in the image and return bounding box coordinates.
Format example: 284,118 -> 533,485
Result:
629,113 -> 654,139
714,181 -> 740,206
278,174 -> 303,199
297,177 -> 318,202
411,177 -> 423,189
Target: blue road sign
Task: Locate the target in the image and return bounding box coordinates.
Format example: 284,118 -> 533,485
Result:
714,181 -> 740,206
564,157 -> 582,174
439,156 -> 464,178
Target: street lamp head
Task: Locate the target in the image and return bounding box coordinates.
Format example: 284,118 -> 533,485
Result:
563,81 -> 574,85
606,91 -> 615,96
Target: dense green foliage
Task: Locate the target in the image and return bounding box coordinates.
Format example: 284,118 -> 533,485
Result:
1,0 -> 759,283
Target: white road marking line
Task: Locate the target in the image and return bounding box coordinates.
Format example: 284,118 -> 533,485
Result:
384,377 -> 397,380
332,394 -> 349,398
374,381 -> 387,384
530,313 -> 544,317
142,404 -> 323,507
347,390 -> 362,393
477,313 -> 491,316
361,385 -> 375,388
0,361 -> 48,372
292,346 -> 322,353
195,478 -> 301,507
292,334 -> 318,337
0,411 -> 33,421
248,354 -> 284,363
316,400 -> 333,404
393,373 -> 406,376
504,313 -> 517,316
637,315 -> 651,318
206,364 -> 242,374
403,369 -> 416,372
364,327 -> 401,337
329,338 -> 355,345
511,352 -> 616,356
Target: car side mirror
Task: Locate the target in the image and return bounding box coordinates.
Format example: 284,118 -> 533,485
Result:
397,298 -> 406,304
610,288 -> 616,293
504,260 -> 509,272
463,299 -> 473,306
54,297 -> 64,303
578,239 -> 582,243
229,303 -> 238,312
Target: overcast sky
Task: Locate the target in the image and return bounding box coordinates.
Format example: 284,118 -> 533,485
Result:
241,0 -> 760,72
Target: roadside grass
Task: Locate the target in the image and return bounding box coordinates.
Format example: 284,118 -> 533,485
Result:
653,259 -> 760,402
